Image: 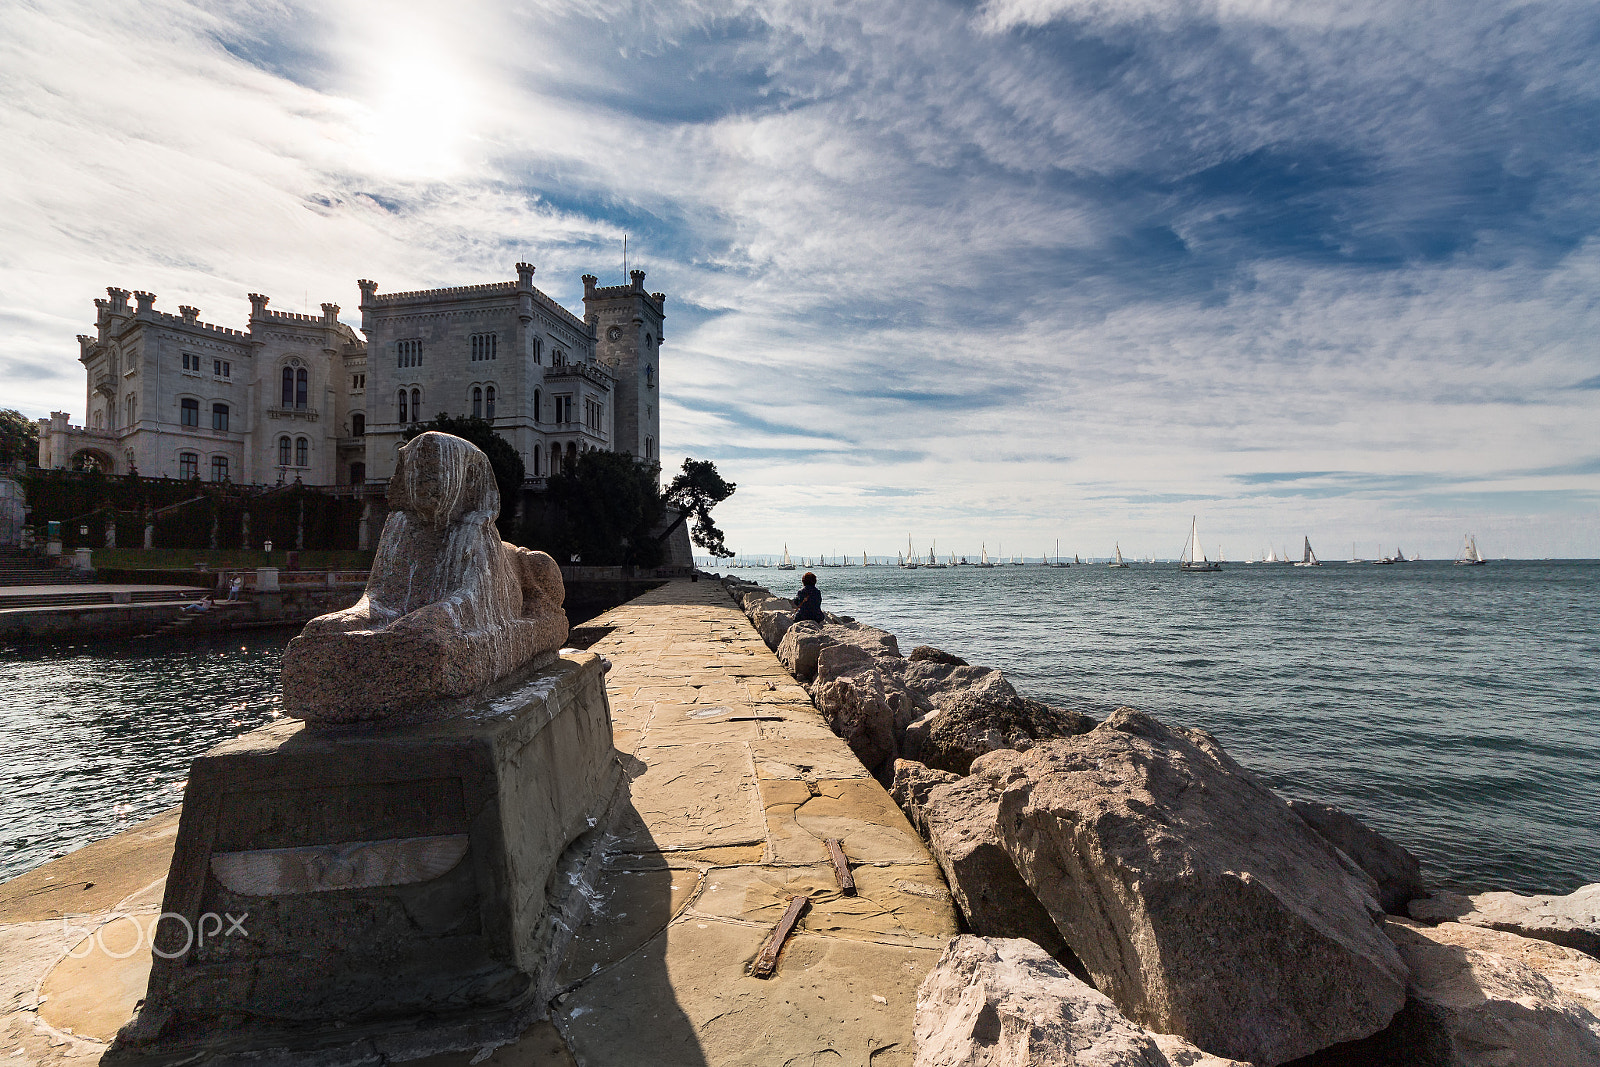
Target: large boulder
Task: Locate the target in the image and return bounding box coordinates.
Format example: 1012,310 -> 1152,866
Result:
913,937 -> 1249,1067
748,600 -> 796,649
971,708 -> 1408,1065
1373,918 -> 1600,1065
902,664 -> 1096,775
1410,883 -> 1600,958
778,619 -> 901,683
811,643 -> 901,774
890,758 -> 961,837
917,773 -> 1074,966
1289,800 -> 1425,916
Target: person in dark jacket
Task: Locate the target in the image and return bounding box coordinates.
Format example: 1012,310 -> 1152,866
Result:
794,571 -> 824,623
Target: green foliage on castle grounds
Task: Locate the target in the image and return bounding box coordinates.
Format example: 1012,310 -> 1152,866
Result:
402,414 -> 525,533
522,450 -> 668,567
517,453 -> 737,567
0,409 -> 38,467
19,468 -> 364,552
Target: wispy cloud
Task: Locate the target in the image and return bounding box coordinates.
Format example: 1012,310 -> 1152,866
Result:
1,0 -> 1598,555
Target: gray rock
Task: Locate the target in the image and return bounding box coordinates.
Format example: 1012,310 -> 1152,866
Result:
972,708 -> 1408,1065
1380,918 -> 1600,1066
918,774 -> 1074,966
1289,800 -> 1425,915
909,645 -> 968,666
1409,883 -> 1600,958
890,758 -> 961,837
776,618 -> 901,682
913,937 -> 1249,1067
811,643 -> 900,774
749,602 -> 796,649
902,665 -> 1096,775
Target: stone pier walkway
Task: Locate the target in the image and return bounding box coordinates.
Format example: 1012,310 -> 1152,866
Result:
0,579 -> 954,1066
549,578 -> 956,1065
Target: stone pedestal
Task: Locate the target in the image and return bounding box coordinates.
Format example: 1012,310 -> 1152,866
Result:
73,547 -> 92,571
109,652 -> 618,1064
255,565 -> 279,592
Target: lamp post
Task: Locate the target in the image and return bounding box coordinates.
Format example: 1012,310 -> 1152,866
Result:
263,539 -> 273,562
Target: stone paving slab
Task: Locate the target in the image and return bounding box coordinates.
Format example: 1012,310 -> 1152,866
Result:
0,579 -> 956,1067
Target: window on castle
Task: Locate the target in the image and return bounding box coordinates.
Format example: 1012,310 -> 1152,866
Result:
584,398 -> 602,431
211,455 -> 229,481
532,448 -> 540,476
471,333 -> 498,362
212,403 -> 229,432
397,339 -> 422,368
179,452 -> 198,479
181,398 -> 198,427
92,411 -> 103,429
645,436 -> 655,459
296,368 -> 308,408
126,394 -> 137,426
214,359 -> 230,378
182,353 -> 199,373
645,364 -> 655,388
351,413 -> 365,436
485,386 -> 495,419
411,388 -> 421,421
532,337 -> 542,364
398,389 -> 408,423
553,395 -> 572,423
296,437 -> 308,467
282,368 -> 294,406
352,373 -> 365,390
533,389 -> 541,422
645,334 -> 652,349
278,436 -> 291,466
351,462 -> 366,485
472,387 -> 482,418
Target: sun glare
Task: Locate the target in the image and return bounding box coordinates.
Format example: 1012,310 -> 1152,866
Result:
358,40 -> 476,180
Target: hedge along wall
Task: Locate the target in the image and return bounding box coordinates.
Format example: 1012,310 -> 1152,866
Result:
21,470 -> 365,551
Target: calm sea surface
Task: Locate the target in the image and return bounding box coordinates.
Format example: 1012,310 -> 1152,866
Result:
2,561 -> 1596,894
727,560 -> 1600,896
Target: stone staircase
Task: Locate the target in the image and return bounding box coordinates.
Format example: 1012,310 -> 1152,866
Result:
0,589 -> 204,610
0,549 -> 95,588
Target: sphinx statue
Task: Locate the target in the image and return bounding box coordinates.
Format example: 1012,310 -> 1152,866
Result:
282,431 -> 568,723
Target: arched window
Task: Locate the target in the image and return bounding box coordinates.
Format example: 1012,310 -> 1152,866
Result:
645,364 -> 655,388
411,388 -> 421,422
485,385 -> 495,419
350,462 -> 365,485
566,441 -> 577,467
351,413 -> 364,436
398,389 -> 408,423
532,447 -> 540,476
472,387 -> 482,419
282,368 -> 294,406
212,403 -> 229,432
645,334 -> 652,349
278,435 -> 291,465
295,437 -> 308,466
550,443 -> 560,475
533,389 -> 541,423
295,368 -> 308,408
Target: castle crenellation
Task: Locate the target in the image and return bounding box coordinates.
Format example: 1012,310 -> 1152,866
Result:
38,263 -> 666,490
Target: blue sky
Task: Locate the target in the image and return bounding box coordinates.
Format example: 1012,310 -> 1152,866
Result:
2,0 -> 1598,557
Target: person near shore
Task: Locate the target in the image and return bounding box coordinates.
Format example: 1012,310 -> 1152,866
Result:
181,596 -> 214,614
226,576 -> 244,602
794,571 -> 824,624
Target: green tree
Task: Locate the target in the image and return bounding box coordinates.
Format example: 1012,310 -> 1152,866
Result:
402,415 -> 524,530
662,458 -> 736,558
540,450 -> 666,566
0,409 -> 39,467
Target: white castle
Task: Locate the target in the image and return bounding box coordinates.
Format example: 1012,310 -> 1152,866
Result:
37,264 -> 665,489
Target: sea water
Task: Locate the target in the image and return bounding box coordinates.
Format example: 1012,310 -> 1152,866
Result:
731,559 -> 1600,895
2,561 -> 1596,894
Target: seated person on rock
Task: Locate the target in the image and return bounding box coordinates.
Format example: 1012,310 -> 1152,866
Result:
794,571 -> 824,624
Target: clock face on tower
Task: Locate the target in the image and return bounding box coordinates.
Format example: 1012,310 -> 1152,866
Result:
606,326 -> 623,342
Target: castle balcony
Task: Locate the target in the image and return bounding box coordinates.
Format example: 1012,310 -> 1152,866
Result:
267,407 -> 320,422
521,476 -> 549,492
544,362 -> 613,388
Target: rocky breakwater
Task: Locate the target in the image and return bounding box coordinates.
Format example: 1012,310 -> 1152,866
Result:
720,575 -> 1600,1066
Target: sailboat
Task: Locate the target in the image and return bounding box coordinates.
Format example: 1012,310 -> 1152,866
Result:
777,544 -> 795,570
1109,543 -> 1129,568
1052,538 -> 1069,567
925,541 -> 947,569
1179,517 -> 1221,572
1455,534 -> 1487,566
863,551 -> 870,567
977,543 -> 995,568
903,536 -> 920,569
1293,536 -> 1321,567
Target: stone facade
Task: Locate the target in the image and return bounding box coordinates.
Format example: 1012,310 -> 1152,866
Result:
38,264 -> 665,487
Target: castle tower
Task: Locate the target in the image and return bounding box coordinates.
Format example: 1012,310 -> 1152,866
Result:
583,270 -> 664,463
